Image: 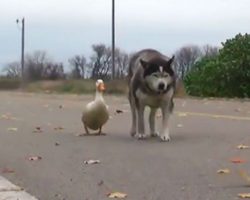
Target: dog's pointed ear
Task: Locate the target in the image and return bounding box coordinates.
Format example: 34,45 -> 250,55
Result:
167,55 -> 175,66
140,59 -> 148,69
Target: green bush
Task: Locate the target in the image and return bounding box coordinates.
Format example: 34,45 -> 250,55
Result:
185,33 -> 250,98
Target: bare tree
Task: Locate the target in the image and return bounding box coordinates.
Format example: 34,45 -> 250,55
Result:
115,49 -> 129,79
88,44 -> 112,79
24,50 -> 50,80
68,55 -> 86,79
43,62 -> 65,80
202,44 -> 220,58
87,44 -> 129,79
3,62 -> 21,78
24,50 -> 64,80
174,45 -> 202,79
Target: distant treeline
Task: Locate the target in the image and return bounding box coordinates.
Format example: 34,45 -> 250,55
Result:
2,43 -> 219,81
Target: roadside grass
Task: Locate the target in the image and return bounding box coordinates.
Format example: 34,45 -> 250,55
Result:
0,78 -> 21,90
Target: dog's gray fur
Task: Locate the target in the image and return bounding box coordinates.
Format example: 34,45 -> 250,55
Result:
128,49 -> 176,141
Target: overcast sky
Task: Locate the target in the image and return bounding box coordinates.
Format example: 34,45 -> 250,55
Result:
0,0 -> 249,70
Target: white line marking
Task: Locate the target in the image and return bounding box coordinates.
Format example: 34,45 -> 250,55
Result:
175,111 -> 250,121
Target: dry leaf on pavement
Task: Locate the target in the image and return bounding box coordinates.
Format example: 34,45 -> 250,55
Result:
55,142 -> 60,146
1,168 -> 15,174
83,160 -> 100,165
1,114 -> 16,120
7,127 -> 18,132
177,124 -> 183,128
237,144 -> 250,149
231,158 -> 246,164
33,127 -> 43,133
27,156 -> 42,161
97,180 -> 104,186
59,105 -> 64,109
178,112 -> 187,117
115,109 -> 124,114
238,193 -> 250,198
235,108 -> 242,112
217,169 -> 230,174
54,126 -> 64,131
107,192 -> 127,199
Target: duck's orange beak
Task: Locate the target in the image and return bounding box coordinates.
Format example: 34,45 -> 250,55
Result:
98,82 -> 106,92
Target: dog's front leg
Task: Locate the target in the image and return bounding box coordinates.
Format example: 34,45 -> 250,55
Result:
129,96 -> 137,137
137,104 -> 146,139
149,108 -> 158,137
160,105 -> 171,142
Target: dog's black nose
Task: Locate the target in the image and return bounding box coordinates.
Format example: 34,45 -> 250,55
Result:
158,83 -> 165,90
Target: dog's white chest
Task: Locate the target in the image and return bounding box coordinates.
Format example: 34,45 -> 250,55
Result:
136,89 -> 163,108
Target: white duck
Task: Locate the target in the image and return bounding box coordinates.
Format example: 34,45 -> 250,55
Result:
81,79 -> 109,135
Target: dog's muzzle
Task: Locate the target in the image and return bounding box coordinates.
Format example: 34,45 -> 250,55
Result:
158,83 -> 165,91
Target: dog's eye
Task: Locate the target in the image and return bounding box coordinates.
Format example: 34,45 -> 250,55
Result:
163,74 -> 169,77
153,74 -> 158,77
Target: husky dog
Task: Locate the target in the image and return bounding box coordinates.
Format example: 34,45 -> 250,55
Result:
128,49 -> 176,141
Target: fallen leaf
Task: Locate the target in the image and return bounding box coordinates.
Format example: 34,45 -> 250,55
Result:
239,170 -> 250,184
237,144 -> 250,149
1,114 -> 12,120
97,180 -> 104,186
1,168 -> 15,174
235,108 -> 242,112
27,156 -> 42,161
33,126 -> 43,133
83,160 -> 100,165
177,124 -> 183,128
115,109 -> 124,114
231,158 -> 246,164
7,127 -> 18,132
238,193 -> 250,198
55,142 -> 60,146
59,105 -> 64,109
217,169 -> 230,174
178,112 -> 187,117
54,126 -> 64,131
107,192 -> 127,199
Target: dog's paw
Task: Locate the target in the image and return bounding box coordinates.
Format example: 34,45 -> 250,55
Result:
138,133 -> 147,140
160,135 -> 171,142
150,132 -> 159,137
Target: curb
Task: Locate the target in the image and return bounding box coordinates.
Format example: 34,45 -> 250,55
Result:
0,176 -> 38,200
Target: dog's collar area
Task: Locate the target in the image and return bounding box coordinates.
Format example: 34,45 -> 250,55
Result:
142,82 -> 174,95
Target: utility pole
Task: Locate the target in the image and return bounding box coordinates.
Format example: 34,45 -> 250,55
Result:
111,0 -> 115,80
16,17 -> 25,81
21,18 -> 25,81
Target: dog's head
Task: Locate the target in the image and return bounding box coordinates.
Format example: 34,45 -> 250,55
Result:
140,56 -> 175,94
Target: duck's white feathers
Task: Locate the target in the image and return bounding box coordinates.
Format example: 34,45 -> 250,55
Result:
82,98 -> 109,131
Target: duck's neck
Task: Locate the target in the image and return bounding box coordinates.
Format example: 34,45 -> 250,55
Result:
95,91 -> 104,101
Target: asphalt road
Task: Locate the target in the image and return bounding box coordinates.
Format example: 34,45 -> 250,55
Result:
0,91 -> 250,200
